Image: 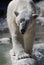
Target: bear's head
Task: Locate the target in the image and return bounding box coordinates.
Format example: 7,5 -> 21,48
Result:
14,1 -> 38,34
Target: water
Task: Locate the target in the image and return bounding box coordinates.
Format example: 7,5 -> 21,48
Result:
0,43 -> 12,65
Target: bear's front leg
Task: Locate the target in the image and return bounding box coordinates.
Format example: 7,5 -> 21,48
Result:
11,34 -> 30,60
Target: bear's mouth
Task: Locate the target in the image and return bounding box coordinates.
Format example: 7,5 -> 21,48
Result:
20,28 -> 26,34
20,24 -> 27,34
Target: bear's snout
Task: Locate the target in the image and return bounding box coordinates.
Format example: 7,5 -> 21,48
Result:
20,28 -> 25,34
20,22 -> 27,34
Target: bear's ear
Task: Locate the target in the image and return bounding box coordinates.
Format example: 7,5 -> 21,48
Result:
14,11 -> 19,16
32,14 -> 38,19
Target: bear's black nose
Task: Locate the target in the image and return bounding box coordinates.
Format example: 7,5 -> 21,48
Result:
21,28 -> 25,34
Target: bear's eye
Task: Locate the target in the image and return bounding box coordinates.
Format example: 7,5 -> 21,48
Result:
20,18 -> 25,23
14,11 -> 19,16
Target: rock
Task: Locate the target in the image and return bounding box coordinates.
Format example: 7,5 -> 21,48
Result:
36,1 -> 44,16
0,18 -> 9,33
36,17 -> 44,26
11,58 -> 37,65
32,43 -> 44,65
10,50 -> 37,65
0,38 -> 10,44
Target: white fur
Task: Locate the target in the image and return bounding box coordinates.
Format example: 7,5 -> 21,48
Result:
7,0 -> 35,60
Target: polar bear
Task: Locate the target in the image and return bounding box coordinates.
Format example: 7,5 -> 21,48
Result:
7,0 -> 38,60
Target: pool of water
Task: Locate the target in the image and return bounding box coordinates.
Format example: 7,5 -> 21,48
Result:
0,43 -> 12,65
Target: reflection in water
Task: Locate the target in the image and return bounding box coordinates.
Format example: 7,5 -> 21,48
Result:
0,43 -> 12,65
0,53 -> 7,65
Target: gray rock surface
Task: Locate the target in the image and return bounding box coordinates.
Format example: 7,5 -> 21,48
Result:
36,1 -> 44,16
12,58 -> 37,65
32,43 -> 44,65
0,18 -> 9,33
0,18 -> 7,30
0,38 -> 10,44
